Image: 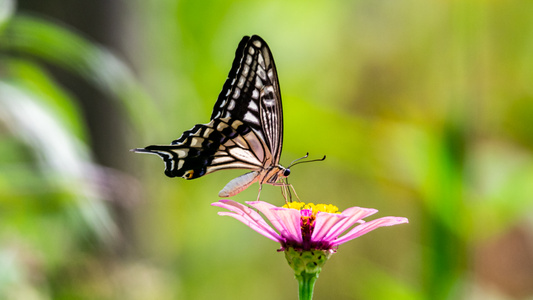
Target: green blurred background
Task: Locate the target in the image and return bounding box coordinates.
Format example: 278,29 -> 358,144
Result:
1,0 -> 533,299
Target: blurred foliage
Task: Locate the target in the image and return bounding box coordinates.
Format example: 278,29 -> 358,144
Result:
1,0 -> 533,299
0,0 -> 156,298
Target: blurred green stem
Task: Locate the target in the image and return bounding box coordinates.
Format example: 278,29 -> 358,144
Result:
423,122 -> 468,299
424,213 -> 467,299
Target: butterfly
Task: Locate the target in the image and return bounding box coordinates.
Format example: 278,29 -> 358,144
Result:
133,35 -> 293,199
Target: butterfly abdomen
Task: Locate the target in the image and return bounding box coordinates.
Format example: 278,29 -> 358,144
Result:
218,171 -> 261,197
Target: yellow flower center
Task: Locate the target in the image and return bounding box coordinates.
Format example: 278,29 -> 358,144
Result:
283,202 -> 339,215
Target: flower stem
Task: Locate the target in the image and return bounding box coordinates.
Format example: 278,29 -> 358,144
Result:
296,271 -> 318,300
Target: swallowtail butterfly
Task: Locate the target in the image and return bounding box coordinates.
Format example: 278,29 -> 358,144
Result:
133,35 -> 290,198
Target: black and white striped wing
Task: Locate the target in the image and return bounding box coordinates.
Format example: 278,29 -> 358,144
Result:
134,117 -> 271,180
211,35 -> 283,165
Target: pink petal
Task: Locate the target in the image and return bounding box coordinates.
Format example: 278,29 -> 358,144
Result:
247,201 -> 303,243
331,217 -> 409,246
271,207 -> 303,243
311,212 -> 347,243
245,201 -> 278,222
212,200 -> 282,243
216,212 -> 281,242
322,207 -> 378,241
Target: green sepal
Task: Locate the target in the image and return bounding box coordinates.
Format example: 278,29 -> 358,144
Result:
284,247 -> 332,276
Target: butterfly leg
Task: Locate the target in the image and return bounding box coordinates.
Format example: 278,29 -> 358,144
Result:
288,184 -> 301,202
279,183 -> 289,203
272,181 -> 300,203
256,184 -> 263,201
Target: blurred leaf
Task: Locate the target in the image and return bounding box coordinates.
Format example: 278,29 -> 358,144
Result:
0,80 -> 120,298
0,81 -> 116,241
469,141 -> 533,239
2,58 -> 87,140
0,14 -> 161,137
0,0 -> 14,32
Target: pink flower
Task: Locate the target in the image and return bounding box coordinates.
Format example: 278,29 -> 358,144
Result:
211,200 -> 408,252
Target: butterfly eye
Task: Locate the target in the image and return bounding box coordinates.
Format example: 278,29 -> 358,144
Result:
283,169 -> 291,177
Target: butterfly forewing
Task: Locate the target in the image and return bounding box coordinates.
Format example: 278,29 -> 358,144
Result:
211,36 -> 283,165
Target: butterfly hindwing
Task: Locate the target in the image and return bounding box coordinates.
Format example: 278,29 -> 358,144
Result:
137,117 -> 270,180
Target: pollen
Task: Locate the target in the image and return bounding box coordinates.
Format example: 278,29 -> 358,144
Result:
283,202 -> 339,215
283,202 -> 306,210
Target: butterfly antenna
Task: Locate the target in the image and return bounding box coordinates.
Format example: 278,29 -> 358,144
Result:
288,154 -> 326,168
288,152 -> 309,168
